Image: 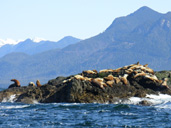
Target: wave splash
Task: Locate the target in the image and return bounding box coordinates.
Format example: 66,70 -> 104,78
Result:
0,105 -> 30,109
116,94 -> 171,108
2,94 -> 17,103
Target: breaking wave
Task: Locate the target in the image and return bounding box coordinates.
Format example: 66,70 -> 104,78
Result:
0,105 -> 30,109
116,94 -> 171,108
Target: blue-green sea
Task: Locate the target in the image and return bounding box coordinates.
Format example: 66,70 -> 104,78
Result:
0,88 -> 171,128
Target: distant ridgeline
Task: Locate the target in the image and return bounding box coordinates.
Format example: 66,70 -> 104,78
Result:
0,36 -> 81,57
0,6 -> 171,88
0,62 -> 171,104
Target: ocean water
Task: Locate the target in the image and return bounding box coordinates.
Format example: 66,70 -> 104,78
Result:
0,89 -> 171,128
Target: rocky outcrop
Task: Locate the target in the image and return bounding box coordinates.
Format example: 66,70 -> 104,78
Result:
0,62 -> 171,104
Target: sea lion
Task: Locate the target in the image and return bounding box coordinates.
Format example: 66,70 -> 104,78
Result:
63,78 -> 72,83
113,77 -> 120,84
74,75 -> 92,82
36,80 -> 41,87
143,64 -> 148,67
158,80 -> 163,84
129,65 -> 144,71
92,70 -> 98,74
113,67 -> 122,73
99,69 -> 114,74
84,77 -> 93,82
106,80 -> 114,87
125,68 -> 133,74
74,75 -> 85,80
161,78 -> 169,88
120,74 -> 129,85
134,72 -> 146,78
82,70 -> 98,78
8,79 -> 21,88
145,74 -> 159,83
91,78 -> 107,89
145,67 -> 154,75
82,70 -> 97,74
104,74 -> 114,81
28,82 -> 35,87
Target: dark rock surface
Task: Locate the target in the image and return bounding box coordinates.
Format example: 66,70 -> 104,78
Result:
0,63 -> 171,104
139,100 -> 153,106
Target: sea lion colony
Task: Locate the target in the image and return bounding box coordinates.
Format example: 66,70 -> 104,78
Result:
8,62 -> 169,89
62,62 -> 169,89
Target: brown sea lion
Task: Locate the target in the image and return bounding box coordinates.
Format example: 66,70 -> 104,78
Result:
92,70 -> 98,74
113,77 -> 120,84
143,64 -> 148,67
74,75 -> 92,82
104,74 -> 114,81
82,70 -> 98,78
145,67 -> 154,75
91,78 -> 107,89
125,68 -> 133,74
106,80 -> 114,87
36,80 -> 41,87
83,70 -> 97,74
8,79 -> 21,88
134,72 -> 146,78
113,67 -> 122,74
136,61 -> 140,65
120,74 -> 129,85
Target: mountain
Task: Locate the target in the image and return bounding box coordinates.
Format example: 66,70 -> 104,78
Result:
0,6 -> 171,88
0,36 -> 81,57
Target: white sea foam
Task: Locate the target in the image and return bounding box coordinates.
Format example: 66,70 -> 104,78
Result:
61,103 -> 82,106
0,105 -> 30,109
118,94 -> 171,106
32,100 -> 39,104
2,94 -> 17,103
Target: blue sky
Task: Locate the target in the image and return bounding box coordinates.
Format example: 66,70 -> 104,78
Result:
0,0 -> 171,41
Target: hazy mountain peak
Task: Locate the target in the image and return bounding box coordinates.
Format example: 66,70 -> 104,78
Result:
106,6 -> 162,34
61,36 -> 78,40
134,6 -> 156,13
59,36 -> 81,42
129,6 -> 162,18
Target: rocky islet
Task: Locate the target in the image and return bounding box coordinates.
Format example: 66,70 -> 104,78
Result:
0,62 -> 171,104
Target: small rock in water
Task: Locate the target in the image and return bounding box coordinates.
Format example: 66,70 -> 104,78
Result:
139,100 -> 152,106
